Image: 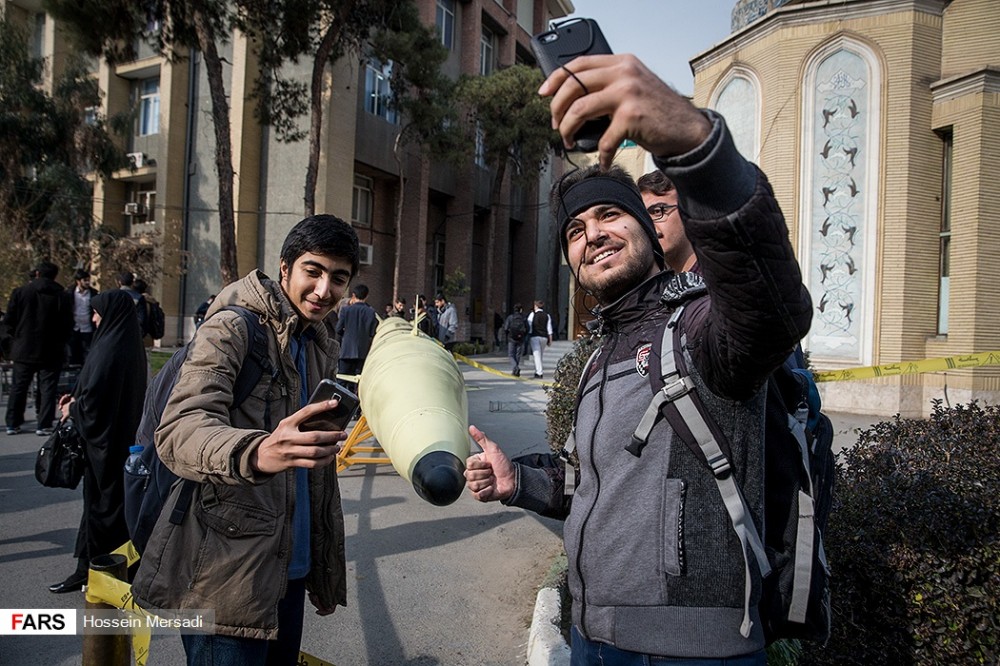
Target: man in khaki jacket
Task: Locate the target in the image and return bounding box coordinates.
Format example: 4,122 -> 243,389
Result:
132,215 -> 359,664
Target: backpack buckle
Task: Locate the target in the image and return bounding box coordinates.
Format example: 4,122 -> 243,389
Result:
705,450 -> 732,479
660,376 -> 694,402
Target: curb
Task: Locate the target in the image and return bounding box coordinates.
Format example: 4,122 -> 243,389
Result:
526,587 -> 571,665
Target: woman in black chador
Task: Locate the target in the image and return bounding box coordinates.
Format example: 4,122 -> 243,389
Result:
49,290 -> 147,593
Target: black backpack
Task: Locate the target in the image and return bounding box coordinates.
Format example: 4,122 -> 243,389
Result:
124,306 -> 277,554
508,313 -> 528,342
628,282 -> 833,646
146,300 -> 166,340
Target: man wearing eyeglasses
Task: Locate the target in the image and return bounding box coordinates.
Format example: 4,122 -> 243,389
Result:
637,170 -> 695,274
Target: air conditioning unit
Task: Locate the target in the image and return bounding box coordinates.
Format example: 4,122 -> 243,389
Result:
127,152 -> 145,168
124,202 -> 146,216
358,243 -> 373,265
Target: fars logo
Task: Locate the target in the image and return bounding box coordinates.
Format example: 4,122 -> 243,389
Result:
0,609 -> 77,635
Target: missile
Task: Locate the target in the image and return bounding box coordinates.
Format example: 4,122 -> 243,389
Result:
358,316 -> 469,505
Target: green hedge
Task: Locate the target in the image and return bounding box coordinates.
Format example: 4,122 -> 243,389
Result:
802,401 -> 1000,665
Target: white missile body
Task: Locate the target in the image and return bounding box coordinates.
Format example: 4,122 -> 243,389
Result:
358,317 -> 469,505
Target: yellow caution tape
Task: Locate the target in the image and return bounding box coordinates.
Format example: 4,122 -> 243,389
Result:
814,350 -> 1000,382
452,353 -> 554,386
85,545 -> 338,665
454,348 -> 1000,386
84,559 -> 153,666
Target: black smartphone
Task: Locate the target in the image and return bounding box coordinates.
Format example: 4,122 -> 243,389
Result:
530,18 -> 613,152
301,379 -> 360,432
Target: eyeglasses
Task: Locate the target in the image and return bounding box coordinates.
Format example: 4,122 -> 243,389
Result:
647,203 -> 678,221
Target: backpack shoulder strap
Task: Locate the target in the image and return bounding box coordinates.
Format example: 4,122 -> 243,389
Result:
631,304 -> 770,639
223,305 -> 278,430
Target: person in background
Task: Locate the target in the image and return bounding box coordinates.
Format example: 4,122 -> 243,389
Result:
434,293 -> 458,350
637,170 -> 695,274
116,270 -> 147,333
66,269 -> 98,366
392,297 -> 408,319
525,300 -> 553,379
3,261 -> 73,436
335,284 -> 378,392
501,303 -> 527,377
133,278 -> 159,345
416,294 -> 435,337
49,290 -> 146,593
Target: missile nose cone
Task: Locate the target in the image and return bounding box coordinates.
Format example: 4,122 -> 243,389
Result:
411,451 -> 466,506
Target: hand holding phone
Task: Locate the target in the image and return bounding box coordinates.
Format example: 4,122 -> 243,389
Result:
530,18 -> 613,152
301,379 -> 360,432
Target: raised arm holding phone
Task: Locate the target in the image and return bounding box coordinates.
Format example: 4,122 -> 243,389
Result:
466,21 -> 812,665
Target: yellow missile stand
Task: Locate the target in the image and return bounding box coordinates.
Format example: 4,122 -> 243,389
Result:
336,415 -> 392,472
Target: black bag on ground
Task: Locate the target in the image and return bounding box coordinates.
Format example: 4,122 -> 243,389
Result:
124,306 -> 275,554
35,418 -> 85,489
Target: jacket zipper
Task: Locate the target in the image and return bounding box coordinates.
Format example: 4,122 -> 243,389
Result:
574,334 -> 618,635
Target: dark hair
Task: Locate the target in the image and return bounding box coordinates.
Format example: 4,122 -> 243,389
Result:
35,261 -> 59,280
435,293 -> 446,302
279,214 -> 360,278
116,271 -> 134,287
73,269 -> 90,281
351,284 -> 369,300
513,302 -> 523,313
637,170 -> 675,196
133,278 -> 148,294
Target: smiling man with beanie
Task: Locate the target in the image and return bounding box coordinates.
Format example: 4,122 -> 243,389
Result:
463,52 -> 812,664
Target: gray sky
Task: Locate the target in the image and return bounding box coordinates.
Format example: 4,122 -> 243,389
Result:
561,0 -> 737,96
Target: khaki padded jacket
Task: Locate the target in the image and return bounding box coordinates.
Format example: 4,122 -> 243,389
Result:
131,271 -> 347,639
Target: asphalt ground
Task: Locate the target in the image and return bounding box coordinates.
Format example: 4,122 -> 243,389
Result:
0,341 -> 881,665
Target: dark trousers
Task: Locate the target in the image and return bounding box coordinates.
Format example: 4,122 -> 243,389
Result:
5,362 -> 60,429
181,578 -> 307,666
338,358 -> 365,393
507,338 -> 524,375
67,330 -> 93,366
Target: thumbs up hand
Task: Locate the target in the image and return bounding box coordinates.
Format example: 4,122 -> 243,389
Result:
464,425 -> 515,502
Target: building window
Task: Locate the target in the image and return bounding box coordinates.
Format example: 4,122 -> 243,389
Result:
436,0 -> 455,49
365,60 -> 398,123
480,26 -> 496,76
475,123 -> 487,168
31,13 -> 45,59
352,175 -> 373,228
137,77 -> 160,136
938,130 -> 952,335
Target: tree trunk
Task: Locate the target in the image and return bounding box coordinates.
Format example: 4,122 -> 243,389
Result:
392,130 -> 406,302
485,157 -> 507,338
193,8 -> 238,286
304,2 -> 355,217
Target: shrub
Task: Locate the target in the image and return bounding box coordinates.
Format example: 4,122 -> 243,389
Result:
801,400 -> 1000,665
451,341 -> 489,356
543,335 -> 599,462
